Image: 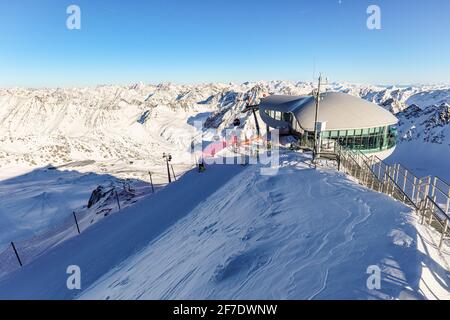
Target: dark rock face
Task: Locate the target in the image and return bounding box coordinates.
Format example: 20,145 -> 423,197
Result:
137,110 -> 151,124
399,104 -> 422,119
432,104 -> 450,127
396,103 -> 450,145
88,186 -> 106,209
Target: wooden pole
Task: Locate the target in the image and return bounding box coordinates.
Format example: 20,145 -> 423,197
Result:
377,162 -> 382,180
148,171 -> 155,193
446,189 -> 450,216
425,177 -> 432,198
403,170 -> 408,193
420,198 -> 426,224
439,218 -> 448,250
11,242 -> 22,267
431,177 -> 437,198
73,212 -> 80,234
417,180 -> 423,204
166,158 -> 172,183
115,190 -> 121,211
428,196 -> 437,225
412,176 -> 417,203
395,164 -> 400,184
171,164 -> 177,181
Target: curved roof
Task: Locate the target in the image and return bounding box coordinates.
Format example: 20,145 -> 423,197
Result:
259,92 -> 398,131
259,95 -> 313,112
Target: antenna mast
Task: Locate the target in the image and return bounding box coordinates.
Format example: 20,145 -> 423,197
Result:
312,73 -> 326,163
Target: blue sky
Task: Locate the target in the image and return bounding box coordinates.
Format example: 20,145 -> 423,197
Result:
1,0 -> 449,87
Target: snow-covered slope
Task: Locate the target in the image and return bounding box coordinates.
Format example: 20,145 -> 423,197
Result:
1,153 -> 448,300
0,159 -> 247,299
1,81 -> 449,174
80,153 -> 450,300
1,81 -> 449,247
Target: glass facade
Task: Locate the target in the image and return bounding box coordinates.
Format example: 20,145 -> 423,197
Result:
319,126 -> 397,152
263,109 -> 397,153
265,110 -> 294,126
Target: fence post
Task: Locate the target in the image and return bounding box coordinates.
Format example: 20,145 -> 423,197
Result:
115,190 -> 121,211
73,211 -> 80,234
439,218 -> 448,251
370,166 -> 375,190
377,163 -> 382,181
446,189 -> 450,216
412,176 -> 417,204
428,196 -> 437,226
171,164 -> 177,181
148,171 -> 155,193
396,164 -> 401,185
11,242 -> 22,267
382,169 -> 387,193
387,167 -> 393,196
416,179 -> 423,204
403,170 -> 408,193
389,166 -> 394,196
431,177 -> 437,199
420,198 -> 426,224
393,165 -> 398,189
366,167 -> 370,187
425,177 -> 431,199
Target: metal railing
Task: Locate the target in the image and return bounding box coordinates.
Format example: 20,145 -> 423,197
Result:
338,146 -> 450,251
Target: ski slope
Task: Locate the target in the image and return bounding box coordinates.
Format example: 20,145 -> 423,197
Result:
80,153 -> 449,300
1,82 -> 448,211
0,160 -> 245,299
1,152 -> 448,300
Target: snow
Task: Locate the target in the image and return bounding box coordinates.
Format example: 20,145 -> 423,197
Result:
0,167 -> 116,247
0,152 -> 448,300
1,81 -> 449,183
387,142 -> 450,182
388,229 -> 414,248
0,81 -> 449,300
0,159 -> 245,299
78,153 -> 449,300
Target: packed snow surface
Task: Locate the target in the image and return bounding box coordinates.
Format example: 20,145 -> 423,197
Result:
0,81 -> 449,299
79,154 -> 449,300
1,153 -> 448,299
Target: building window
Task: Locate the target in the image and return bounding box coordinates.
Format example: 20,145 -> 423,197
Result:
282,113 -> 292,123
299,124 -> 396,153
